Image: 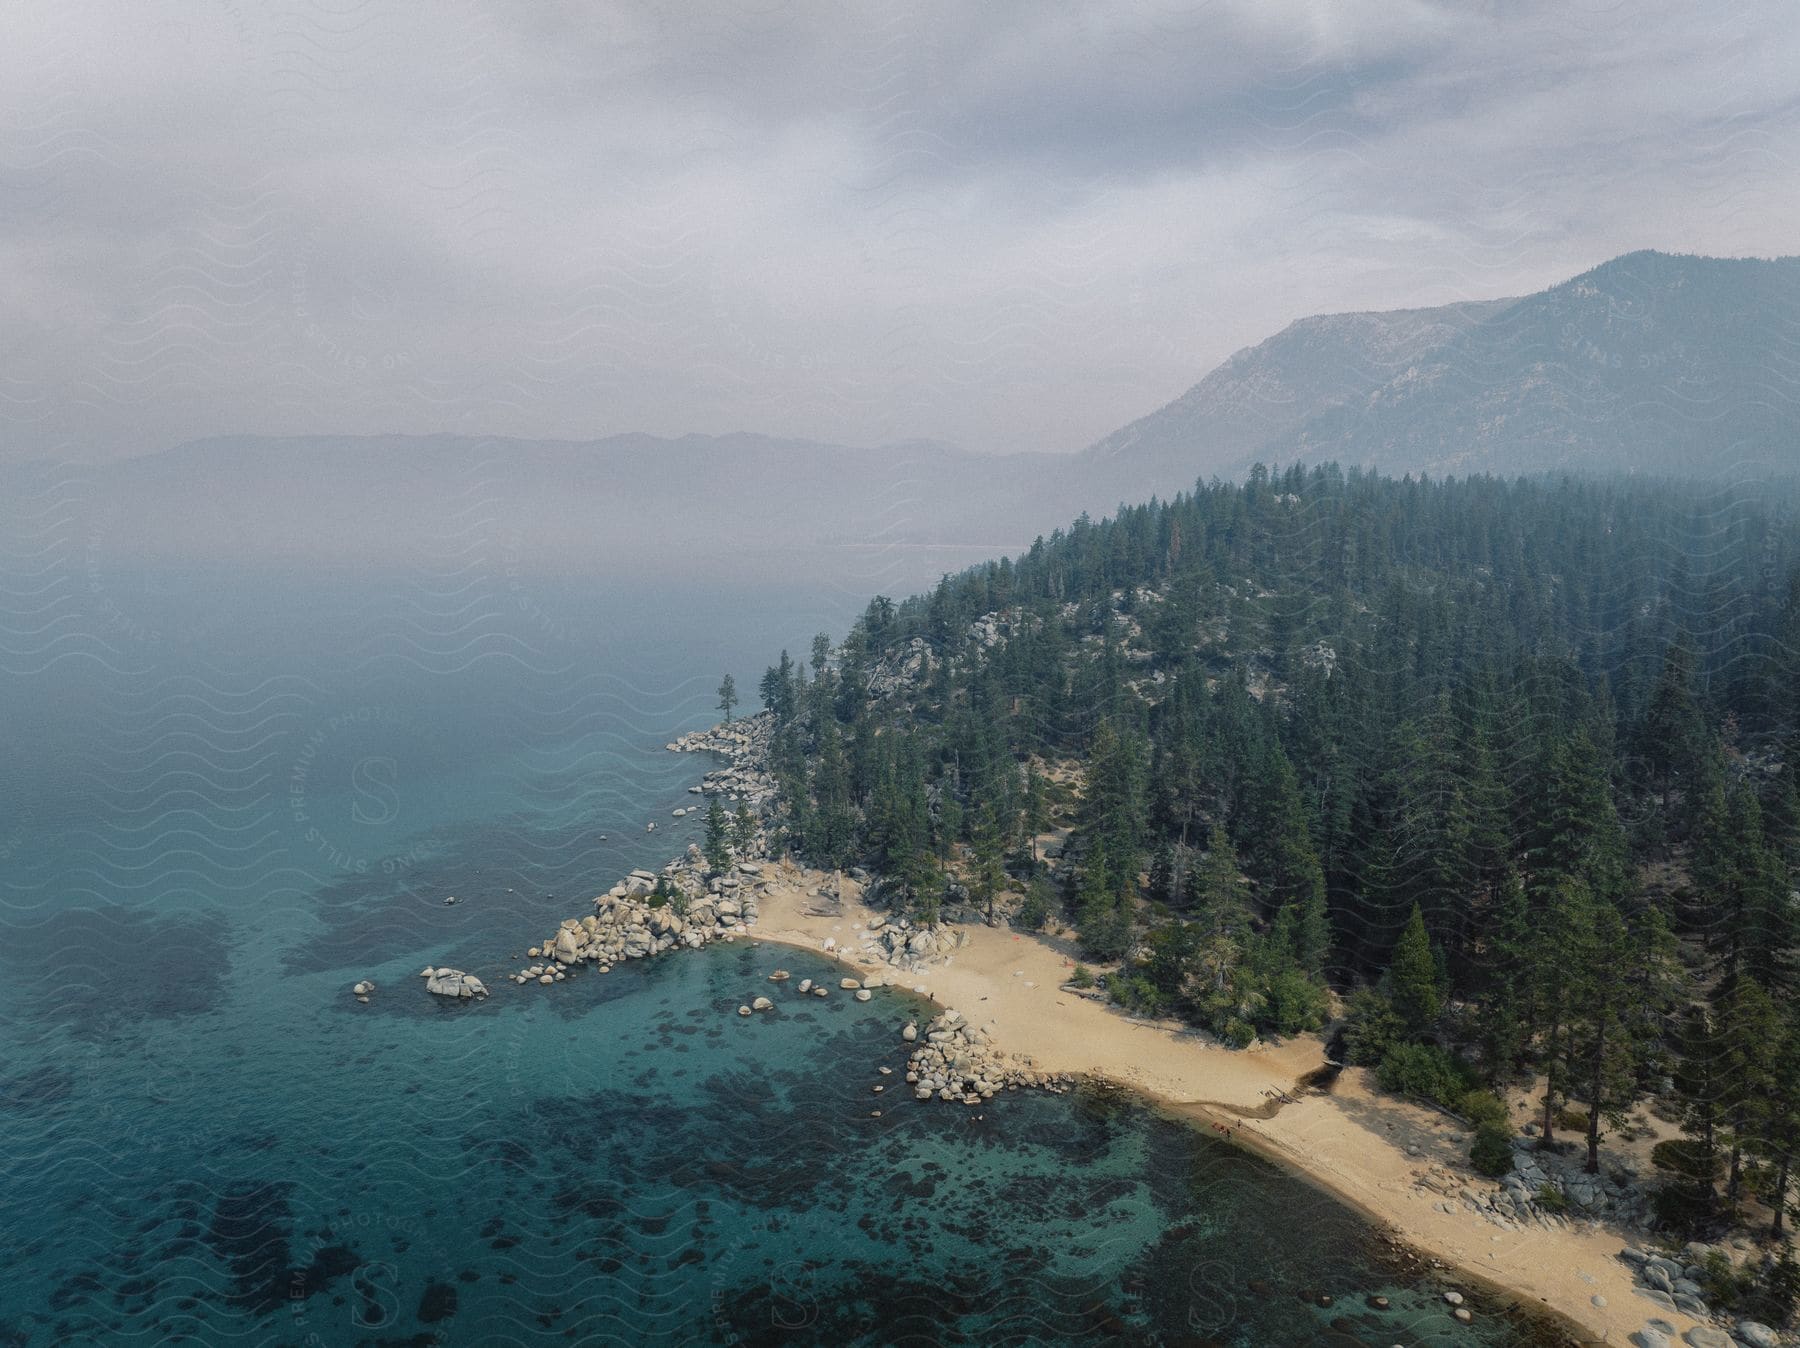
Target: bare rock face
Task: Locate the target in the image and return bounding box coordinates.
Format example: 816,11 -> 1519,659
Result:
423,968 -> 487,999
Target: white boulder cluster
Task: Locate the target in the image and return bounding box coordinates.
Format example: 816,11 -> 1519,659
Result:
904,1009 -> 1071,1104
509,865 -> 767,985
1415,1136 -> 1652,1233
848,913 -> 967,973
421,968 -> 487,999
1619,1243 -> 1782,1344
863,637 -> 931,700
668,712 -> 777,807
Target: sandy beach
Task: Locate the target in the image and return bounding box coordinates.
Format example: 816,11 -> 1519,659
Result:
741,861 -> 1699,1346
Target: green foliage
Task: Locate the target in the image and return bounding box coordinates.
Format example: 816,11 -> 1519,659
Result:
1261,965 -> 1328,1037
703,797 -> 731,874
1105,972 -> 1168,1018
1387,904 -> 1442,1037
745,467 -> 1800,1245
1651,1181 -> 1718,1236
1745,1243 -> 1799,1327
1534,1184 -> 1568,1213
1186,824 -> 1251,937
1016,877 -> 1052,930
1069,964 -> 1094,989
732,802 -> 758,853
717,672 -> 738,722
1470,1122 -> 1515,1177
1651,1138 -> 1723,1183
1462,1096 -> 1514,1179
1218,1017 -> 1256,1049
1375,1043 -> 1475,1110
1460,1089 -> 1511,1130
1342,987 -> 1405,1067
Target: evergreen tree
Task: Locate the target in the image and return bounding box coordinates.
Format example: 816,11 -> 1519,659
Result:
1759,1006 -> 1800,1237
1473,873 -> 1532,1079
1635,634 -> 1707,807
717,672 -> 738,723
970,802 -> 1007,926
1185,824 -> 1252,941
1671,1004 -> 1725,1214
1530,878 -> 1595,1148
1387,904 -> 1442,1039
732,802 -> 758,855
1716,976 -> 1783,1204
703,797 -> 730,873
1570,901 -> 1665,1174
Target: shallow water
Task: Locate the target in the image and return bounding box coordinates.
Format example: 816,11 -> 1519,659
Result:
0,559 -> 1563,1346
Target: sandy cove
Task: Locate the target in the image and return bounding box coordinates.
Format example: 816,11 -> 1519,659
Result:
743,861 -> 1690,1347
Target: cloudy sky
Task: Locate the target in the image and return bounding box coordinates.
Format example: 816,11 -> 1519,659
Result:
4,0 -> 1797,460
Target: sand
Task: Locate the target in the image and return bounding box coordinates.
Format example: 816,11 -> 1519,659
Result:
744,861 -> 1699,1345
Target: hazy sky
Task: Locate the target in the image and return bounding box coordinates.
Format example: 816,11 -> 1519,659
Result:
4,0 -> 1797,460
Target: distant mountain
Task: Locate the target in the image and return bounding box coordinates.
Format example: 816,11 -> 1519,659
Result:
1085,251 -> 1800,483
15,252 -> 1797,593
1086,297 -> 1516,492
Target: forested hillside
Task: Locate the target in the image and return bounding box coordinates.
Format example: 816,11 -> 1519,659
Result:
750,464 -> 1800,1259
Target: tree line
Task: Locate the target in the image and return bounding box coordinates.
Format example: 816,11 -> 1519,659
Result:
746,463 -> 1800,1256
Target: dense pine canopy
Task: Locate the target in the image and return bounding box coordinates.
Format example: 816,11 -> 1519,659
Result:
752,463 -> 1800,1241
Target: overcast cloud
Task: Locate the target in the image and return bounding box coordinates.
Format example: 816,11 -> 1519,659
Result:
2,0 -> 1797,460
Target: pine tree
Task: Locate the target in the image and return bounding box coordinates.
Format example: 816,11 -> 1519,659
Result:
731,802 -> 758,855
1570,901 -> 1657,1174
1388,904 -> 1442,1039
1759,1006 -> 1800,1237
1185,823 -> 1252,941
1635,634 -> 1706,806
1671,1004 -> 1724,1214
1531,878 -> 1595,1148
1716,976 -> 1783,1204
703,797 -> 730,873
717,672 -> 738,723
1472,872 -> 1532,1079
970,801 -> 1007,927
1242,739 -> 1329,960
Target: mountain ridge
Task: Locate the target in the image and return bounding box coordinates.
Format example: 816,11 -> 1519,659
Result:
1087,249 -> 1800,483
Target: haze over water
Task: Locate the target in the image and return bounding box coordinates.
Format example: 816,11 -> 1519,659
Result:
0,545 -> 1555,1346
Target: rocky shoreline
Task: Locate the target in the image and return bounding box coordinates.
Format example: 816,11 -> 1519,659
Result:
394,712 -> 1791,1348
423,711 -> 1072,1109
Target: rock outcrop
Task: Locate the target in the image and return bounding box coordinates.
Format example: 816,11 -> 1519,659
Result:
904,1010 -> 1072,1104
422,968 -> 487,999
509,863 -> 769,984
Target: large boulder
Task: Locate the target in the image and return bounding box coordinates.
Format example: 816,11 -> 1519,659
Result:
1682,1328 -> 1732,1348
425,969 -> 487,999
1733,1324 -> 1780,1348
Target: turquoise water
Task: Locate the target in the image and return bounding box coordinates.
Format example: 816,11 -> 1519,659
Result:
0,557 -> 1559,1345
